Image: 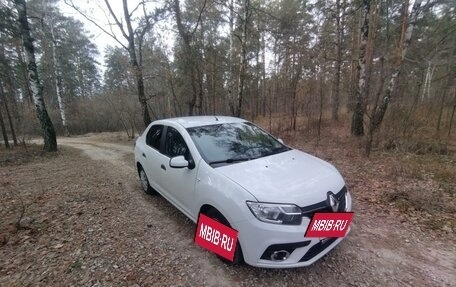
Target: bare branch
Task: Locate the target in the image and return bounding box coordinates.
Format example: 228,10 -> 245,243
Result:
129,1 -> 143,18
63,0 -> 128,50
190,0 -> 208,37
137,1 -> 152,66
103,0 -> 129,40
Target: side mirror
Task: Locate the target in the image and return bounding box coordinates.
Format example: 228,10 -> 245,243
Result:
278,138 -> 284,144
169,155 -> 189,168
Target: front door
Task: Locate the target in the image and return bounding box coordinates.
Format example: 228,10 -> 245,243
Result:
157,126 -> 198,219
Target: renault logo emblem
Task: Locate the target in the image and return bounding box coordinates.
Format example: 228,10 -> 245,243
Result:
328,192 -> 339,212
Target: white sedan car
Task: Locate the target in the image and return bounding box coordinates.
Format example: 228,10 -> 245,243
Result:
134,116 -> 352,268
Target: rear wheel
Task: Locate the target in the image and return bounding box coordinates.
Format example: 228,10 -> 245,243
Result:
206,208 -> 244,265
138,167 -> 156,195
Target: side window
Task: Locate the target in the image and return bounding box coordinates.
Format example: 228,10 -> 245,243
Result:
146,125 -> 163,150
164,127 -> 189,158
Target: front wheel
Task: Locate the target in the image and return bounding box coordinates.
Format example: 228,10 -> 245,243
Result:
139,167 -> 156,195
206,208 -> 244,265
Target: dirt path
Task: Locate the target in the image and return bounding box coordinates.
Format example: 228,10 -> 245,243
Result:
55,137 -> 234,287
14,135 -> 455,286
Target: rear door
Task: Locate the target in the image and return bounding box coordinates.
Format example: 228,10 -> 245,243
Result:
142,124 -> 165,191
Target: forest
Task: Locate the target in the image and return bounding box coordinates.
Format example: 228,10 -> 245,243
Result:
1,1 -> 455,285
0,0 -> 455,154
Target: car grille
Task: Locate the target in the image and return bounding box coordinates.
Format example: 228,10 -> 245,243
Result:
300,186 -> 347,218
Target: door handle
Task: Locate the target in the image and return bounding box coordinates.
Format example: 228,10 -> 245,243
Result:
142,153 -> 146,158
161,164 -> 166,171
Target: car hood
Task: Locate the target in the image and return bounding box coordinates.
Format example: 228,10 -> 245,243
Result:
216,150 -> 345,206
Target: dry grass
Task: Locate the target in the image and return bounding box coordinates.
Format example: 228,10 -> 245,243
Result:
0,144 -> 60,167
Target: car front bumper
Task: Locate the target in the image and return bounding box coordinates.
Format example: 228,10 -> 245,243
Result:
234,191 -> 352,268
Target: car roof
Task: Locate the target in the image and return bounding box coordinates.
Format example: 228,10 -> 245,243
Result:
159,116 -> 247,128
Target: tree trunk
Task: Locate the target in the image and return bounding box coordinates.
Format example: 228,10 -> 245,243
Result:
261,32 -> 266,117
348,5 -> 360,111
421,62 -> 435,101
15,0 -> 57,152
50,23 -> 69,136
449,100 -> 456,137
0,82 -> 10,148
351,0 -> 371,136
0,45 -> 18,146
318,73 -> 324,140
197,65 -> 204,115
0,83 -> 18,146
235,0 -> 250,117
436,84 -> 448,134
122,0 -> 151,126
14,43 -> 33,105
173,0 -> 202,116
332,0 -> 342,121
437,65 -> 454,134
402,66 -> 425,137
364,1 -> 378,107
212,50 -> 217,114
228,0 -> 235,115
366,0 -> 423,155
168,72 -> 182,117
0,104 -> 9,149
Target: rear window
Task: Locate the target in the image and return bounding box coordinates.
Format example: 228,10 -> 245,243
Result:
146,125 -> 163,150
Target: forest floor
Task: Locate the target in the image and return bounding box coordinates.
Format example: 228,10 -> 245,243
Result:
0,129 -> 455,286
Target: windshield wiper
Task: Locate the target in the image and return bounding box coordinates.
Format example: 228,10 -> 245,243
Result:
208,157 -> 251,165
251,146 -> 291,160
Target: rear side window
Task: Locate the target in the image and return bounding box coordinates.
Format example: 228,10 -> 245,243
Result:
146,125 -> 163,150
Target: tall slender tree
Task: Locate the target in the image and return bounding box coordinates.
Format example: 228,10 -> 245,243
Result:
0,81 -> 10,148
49,17 -> 68,136
351,0 -> 371,136
172,0 -> 207,116
332,0 -> 344,121
366,0 -> 423,154
15,0 -> 57,151
234,0 -> 251,117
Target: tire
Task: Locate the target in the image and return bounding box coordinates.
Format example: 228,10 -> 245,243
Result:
138,166 -> 157,195
206,208 -> 244,265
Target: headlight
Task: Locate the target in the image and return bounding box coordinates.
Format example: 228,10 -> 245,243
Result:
246,201 -> 302,225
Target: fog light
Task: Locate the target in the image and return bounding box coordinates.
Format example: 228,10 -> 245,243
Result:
270,250 -> 290,261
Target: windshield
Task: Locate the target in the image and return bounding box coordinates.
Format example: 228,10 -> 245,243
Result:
187,122 -> 290,166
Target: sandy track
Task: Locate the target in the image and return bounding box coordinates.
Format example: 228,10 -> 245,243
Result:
55,137 -> 234,286
30,135 -> 455,286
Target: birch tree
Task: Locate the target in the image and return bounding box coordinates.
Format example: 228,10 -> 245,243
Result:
351,0 -> 371,136
49,18 -> 68,136
366,0 -> 423,154
15,0 -> 57,151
